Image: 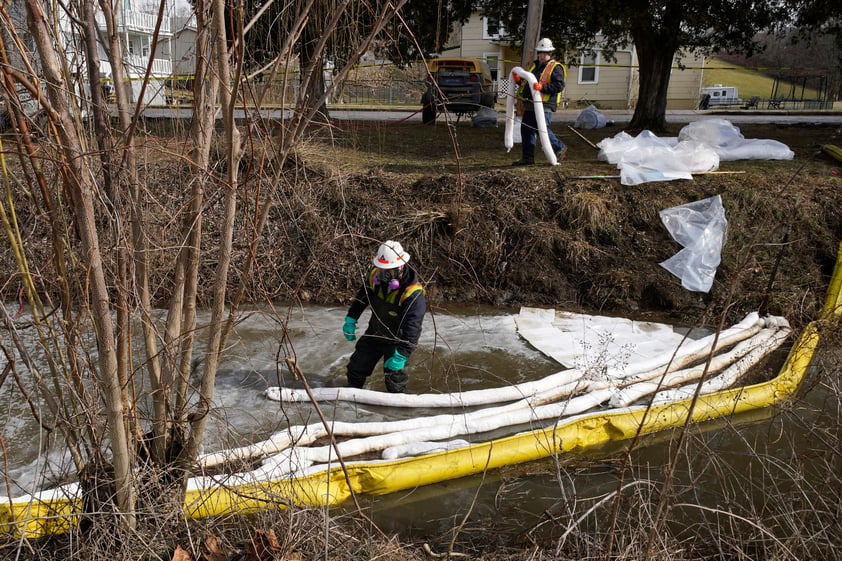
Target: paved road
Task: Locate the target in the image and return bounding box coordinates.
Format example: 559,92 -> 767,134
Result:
594,109 -> 842,125
141,106 -> 842,125
353,108 -> 842,125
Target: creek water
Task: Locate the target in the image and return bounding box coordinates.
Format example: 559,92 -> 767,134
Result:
1,303 -> 553,496
0,303 -> 831,545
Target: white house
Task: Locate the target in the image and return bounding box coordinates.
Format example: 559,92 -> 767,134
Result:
447,13 -> 705,111
2,0 -> 174,109
95,2 -> 174,106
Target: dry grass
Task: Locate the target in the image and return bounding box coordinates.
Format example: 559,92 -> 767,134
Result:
561,191 -> 618,239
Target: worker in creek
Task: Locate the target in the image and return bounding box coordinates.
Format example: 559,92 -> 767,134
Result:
512,37 -> 567,166
342,240 -> 427,393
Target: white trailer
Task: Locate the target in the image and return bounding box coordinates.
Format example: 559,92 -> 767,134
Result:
700,84 -> 743,107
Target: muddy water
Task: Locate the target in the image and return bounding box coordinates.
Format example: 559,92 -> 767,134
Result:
1,303 -> 554,496
1,303 -> 829,545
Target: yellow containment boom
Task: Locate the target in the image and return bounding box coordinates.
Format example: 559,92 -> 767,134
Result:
4,243 -> 842,538
821,144 -> 842,164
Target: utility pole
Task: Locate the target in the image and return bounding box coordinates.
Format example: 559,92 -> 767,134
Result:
521,0 -> 544,67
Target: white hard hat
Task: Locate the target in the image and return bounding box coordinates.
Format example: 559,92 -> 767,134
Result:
373,240 -> 410,269
536,38 -> 555,53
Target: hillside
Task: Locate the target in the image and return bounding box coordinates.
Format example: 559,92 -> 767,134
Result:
703,56 -> 825,100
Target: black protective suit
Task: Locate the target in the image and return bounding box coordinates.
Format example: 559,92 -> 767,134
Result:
345,266 -> 426,393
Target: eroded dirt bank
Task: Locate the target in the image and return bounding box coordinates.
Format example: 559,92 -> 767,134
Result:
2,122 -> 841,332
245,165 -> 841,331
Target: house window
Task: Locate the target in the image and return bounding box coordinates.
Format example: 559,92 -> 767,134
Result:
129,36 -> 151,57
578,51 -> 600,84
483,16 -> 505,40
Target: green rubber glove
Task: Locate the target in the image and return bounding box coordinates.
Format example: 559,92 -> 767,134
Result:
342,316 -> 357,341
384,350 -> 407,372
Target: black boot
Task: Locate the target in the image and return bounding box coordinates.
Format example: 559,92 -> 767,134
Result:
384,368 -> 409,393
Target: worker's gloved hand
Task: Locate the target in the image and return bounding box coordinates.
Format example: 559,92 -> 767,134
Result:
533,82 -> 545,91
513,73 -> 522,83
384,350 -> 407,372
342,317 -> 357,341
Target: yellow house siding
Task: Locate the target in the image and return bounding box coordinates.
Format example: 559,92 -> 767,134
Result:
665,52 -> 705,109
565,50 -> 635,108
457,16 -> 511,85
458,17 -> 488,59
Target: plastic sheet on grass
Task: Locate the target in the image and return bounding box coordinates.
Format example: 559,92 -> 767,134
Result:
596,119 -> 794,185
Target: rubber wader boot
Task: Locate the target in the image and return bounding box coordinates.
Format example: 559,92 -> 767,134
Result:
384,368 -> 409,393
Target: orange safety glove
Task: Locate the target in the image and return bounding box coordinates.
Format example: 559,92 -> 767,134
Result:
513,73 -> 522,83
533,82 -> 545,91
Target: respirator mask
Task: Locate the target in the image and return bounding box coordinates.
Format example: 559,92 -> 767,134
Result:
374,267 -> 401,291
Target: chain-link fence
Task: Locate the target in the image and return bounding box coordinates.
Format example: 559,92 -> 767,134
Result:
329,78 -> 426,107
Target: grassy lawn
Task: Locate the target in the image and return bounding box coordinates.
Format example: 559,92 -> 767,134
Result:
702,56 -> 823,100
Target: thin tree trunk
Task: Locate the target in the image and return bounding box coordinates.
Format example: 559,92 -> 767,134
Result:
25,0 -> 135,529
99,0 -> 171,463
173,0 -> 217,425
184,0 -> 243,462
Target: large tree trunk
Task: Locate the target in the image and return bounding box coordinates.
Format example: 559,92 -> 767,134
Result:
628,17 -> 681,132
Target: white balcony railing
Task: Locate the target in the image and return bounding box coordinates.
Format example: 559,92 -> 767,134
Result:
124,54 -> 172,77
96,11 -> 171,35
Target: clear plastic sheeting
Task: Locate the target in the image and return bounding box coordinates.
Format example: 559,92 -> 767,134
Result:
659,195 -> 728,292
596,119 -> 794,185
598,130 -> 677,165
678,119 -> 795,161
597,131 -> 719,185
574,104 -> 607,129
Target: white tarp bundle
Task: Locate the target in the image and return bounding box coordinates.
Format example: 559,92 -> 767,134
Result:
574,104 -> 608,129
597,130 -> 719,185
471,106 -> 498,128
678,119 -> 795,161
596,119 -> 794,185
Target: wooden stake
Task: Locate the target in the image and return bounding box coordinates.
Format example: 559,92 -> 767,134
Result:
567,125 -> 599,149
